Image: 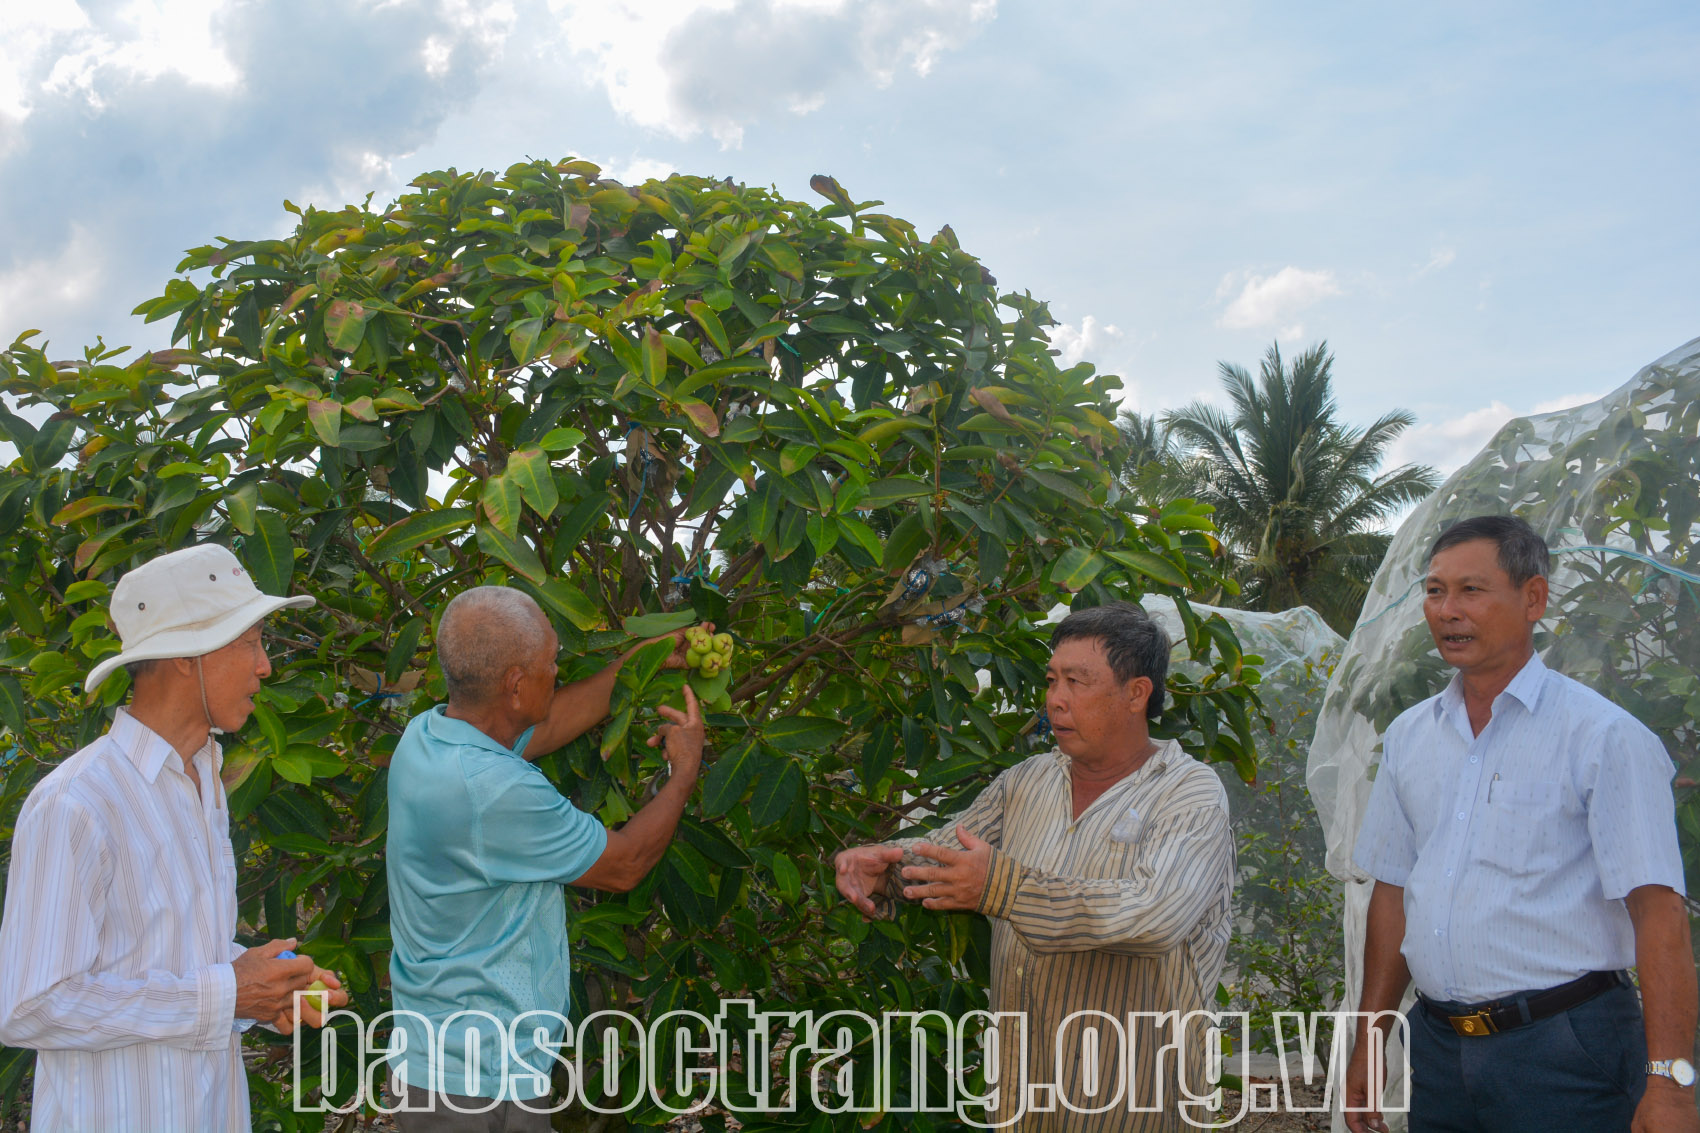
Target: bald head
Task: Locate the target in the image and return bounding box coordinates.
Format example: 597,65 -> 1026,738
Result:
437,586 -> 553,705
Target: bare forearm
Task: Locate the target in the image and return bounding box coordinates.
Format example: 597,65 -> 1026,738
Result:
573,770 -> 699,890
523,652 -> 630,760
1357,881 -> 1413,1041
1628,885 -> 1698,1061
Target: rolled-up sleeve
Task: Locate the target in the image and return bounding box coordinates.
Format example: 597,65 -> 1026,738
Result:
1353,737 -> 1417,887
0,793 -> 236,1052
1586,718 -> 1685,900
973,802 -> 1232,956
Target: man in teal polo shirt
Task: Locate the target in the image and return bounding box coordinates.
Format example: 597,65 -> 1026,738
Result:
386,586 -> 705,1129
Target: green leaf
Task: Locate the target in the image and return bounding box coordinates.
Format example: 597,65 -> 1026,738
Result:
685,299 -> 731,358
482,472 -> 522,537
665,842 -> 717,896
618,638 -> 677,696
245,511 -> 295,596
1050,546 -> 1105,592
1103,546 -> 1190,589
271,748 -> 313,785
701,738 -> 761,817
476,523 -> 546,585
509,315 -> 545,365
748,755 -> 804,827
505,447 -> 559,519
600,705 -> 634,760
250,702 -> 288,758
535,579 -> 602,631
226,483 -> 258,536
770,854 -> 802,903
858,476 -> 932,510
763,715 -> 846,753
0,674 -> 28,738
837,514 -> 882,562
307,399 -> 342,447
539,427 -> 586,453
386,616 -> 427,686
881,513 -> 931,574
324,300 -> 372,351
51,496 -> 136,525
366,507 -> 474,562
623,610 -> 697,637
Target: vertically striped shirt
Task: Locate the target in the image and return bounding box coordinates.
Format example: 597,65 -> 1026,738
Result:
887,740 -> 1235,1132
0,708 -> 250,1131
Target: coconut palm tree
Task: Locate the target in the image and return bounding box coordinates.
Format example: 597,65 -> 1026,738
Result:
1162,341 -> 1439,633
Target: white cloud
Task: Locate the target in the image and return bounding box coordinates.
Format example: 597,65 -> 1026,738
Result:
0,0 -> 529,354
1388,391 -> 1602,475
1533,391 -> 1599,414
1049,315 -> 1124,368
26,0 -> 241,112
550,0 -> 996,146
589,154 -> 677,184
1216,266 -> 1341,334
1417,246 -> 1456,275
0,224 -> 109,350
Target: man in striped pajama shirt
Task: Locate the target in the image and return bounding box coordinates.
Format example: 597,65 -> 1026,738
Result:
835,602 -> 1237,1132
0,544 -> 345,1132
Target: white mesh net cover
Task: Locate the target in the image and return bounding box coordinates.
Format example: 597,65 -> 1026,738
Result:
1308,335 -> 1700,1130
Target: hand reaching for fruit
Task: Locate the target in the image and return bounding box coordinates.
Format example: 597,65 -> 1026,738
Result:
683,625 -> 735,677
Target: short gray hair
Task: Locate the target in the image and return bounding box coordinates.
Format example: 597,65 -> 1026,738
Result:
1049,602 -> 1169,719
1428,515 -> 1550,586
436,586 -> 552,703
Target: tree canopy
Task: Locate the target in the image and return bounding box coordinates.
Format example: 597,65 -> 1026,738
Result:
0,159 -> 1263,1126
1162,342 -> 1439,633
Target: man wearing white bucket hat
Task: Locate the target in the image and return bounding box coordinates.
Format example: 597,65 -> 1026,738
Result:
0,542 -> 348,1132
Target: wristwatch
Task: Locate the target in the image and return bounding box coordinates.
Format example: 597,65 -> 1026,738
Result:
1648,1058 -> 1697,1088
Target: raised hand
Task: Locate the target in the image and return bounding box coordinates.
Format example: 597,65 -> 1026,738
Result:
834,844 -> 903,916
901,826 -> 994,911
646,684 -> 705,781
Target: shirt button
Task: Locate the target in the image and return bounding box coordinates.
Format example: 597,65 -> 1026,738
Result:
1446,869 -> 1454,877
1434,929 -> 1443,937
1457,812 -> 1466,820
1470,756 -> 1478,764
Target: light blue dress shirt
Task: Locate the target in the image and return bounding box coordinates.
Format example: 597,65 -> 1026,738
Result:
1353,652 -> 1684,1003
387,706 -> 607,1100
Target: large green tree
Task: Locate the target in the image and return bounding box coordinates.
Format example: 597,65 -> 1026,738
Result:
1163,342 -> 1439,633
0,159 -> 1262,1128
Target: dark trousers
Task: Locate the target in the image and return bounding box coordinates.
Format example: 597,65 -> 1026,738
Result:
1408,982 -> 1646,1133
391,1083 -> 555,1133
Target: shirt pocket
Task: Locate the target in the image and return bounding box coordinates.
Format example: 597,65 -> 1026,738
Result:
1478,779 -> 1563,876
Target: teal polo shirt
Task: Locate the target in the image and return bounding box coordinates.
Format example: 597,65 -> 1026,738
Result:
386,706 -> 607,1100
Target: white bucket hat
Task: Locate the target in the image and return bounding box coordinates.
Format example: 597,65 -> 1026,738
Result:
85,543 -> 315,692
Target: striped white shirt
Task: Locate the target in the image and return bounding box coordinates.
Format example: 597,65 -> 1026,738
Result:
888,741 -> 1235,1132
1353,651 -> 1685,1002
0,708 -> 250,1131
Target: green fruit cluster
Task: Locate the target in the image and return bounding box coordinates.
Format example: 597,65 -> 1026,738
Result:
684,625 -> 734,678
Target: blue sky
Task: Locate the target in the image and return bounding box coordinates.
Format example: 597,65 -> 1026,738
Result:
2,0 -> 1696,474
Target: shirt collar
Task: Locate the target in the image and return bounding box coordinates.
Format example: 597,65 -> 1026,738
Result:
109,706 -> 218,784
422,704 -> 536,759
1435,650 -> 1549,721
1051,738 -> 1177,780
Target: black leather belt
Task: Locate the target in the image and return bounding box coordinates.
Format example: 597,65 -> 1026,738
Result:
1420,970 -> 1630,1037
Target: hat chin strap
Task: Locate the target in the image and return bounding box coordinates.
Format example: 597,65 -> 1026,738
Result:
196,656 -> 225,737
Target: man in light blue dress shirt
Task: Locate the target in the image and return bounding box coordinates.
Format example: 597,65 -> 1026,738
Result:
385,586 -> 705,1130
1346,516 -> 1698,1133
